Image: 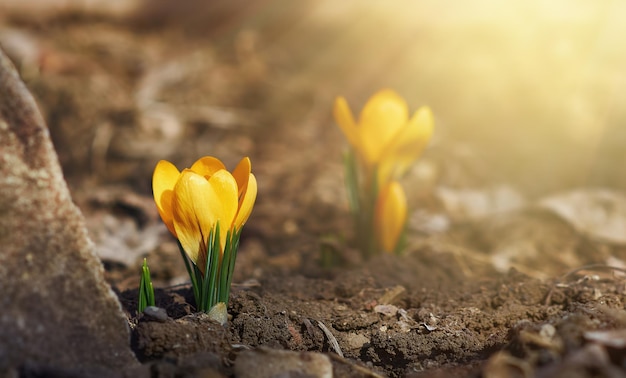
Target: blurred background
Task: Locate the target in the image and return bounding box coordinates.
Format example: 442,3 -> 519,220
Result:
1,0 -> 625,279
2,0 -> 624,197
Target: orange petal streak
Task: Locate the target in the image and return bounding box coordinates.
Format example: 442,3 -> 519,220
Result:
152,160 -> 181,236
234,173 -> 257,229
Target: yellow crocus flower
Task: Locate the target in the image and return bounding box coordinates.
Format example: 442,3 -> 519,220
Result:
375,181 -> 407,254
152,156 -> 257,273
334,89 -> 434,185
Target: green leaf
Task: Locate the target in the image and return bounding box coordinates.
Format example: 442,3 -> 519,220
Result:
225,229 -> 242,300
218,228 -> 241,305
138,258 -> 155,313
176,221 -> 244,315
178,241 -> 200,309
197,222 -> 222,312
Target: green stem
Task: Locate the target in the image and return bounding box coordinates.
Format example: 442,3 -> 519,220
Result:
178,241 -> 200,308
219,228 -> 241,305
177,222 -> 244,314
360,164 -> 379,258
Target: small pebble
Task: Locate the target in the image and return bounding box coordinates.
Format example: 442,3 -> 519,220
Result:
374,304 -> 398,317
235,347 -> 332,378
208,302 -> 228,326
143,306 -> 168,322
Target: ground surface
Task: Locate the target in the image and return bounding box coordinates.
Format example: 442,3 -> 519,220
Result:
2,2 -> 626,377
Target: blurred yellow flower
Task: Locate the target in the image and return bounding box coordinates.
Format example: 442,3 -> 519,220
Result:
334,89 -> 433,185
375,181 -> 407,254
152,156 -> 257,273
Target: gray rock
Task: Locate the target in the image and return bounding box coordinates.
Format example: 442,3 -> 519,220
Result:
143,306 -> 169,322
234,347 -> 333,378
0,48 -> 136,372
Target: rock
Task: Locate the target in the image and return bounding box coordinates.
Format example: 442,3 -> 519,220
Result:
377,285 -> 406,305
539,188 -> 626,245
234,347 -> 333,378
143,306 -> 169,322
374,304 -> 399,317
208,302 -> 228,326
585,329 -> 626,349
436,185 -> 526,221
0,48 -> 136,373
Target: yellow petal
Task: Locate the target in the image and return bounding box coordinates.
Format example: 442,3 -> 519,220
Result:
333,96 -> 361,150
190,156 -> 226,179
152,160 -> 180,236
171,170 -> 216,272
232,157 -> 251,199
359,89 -> 408,165
206,170 -> 239,249
375,181 -> 407,253
234,173 -> 257,229
381,106 -> 434,179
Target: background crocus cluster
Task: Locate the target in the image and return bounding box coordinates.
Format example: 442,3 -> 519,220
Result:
152,156 -> 257,315
334,89 -> 433,255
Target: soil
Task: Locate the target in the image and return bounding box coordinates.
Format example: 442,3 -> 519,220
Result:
3,2 -> 626,377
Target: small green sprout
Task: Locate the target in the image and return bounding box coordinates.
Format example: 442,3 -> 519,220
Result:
138,258 -> 155,313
